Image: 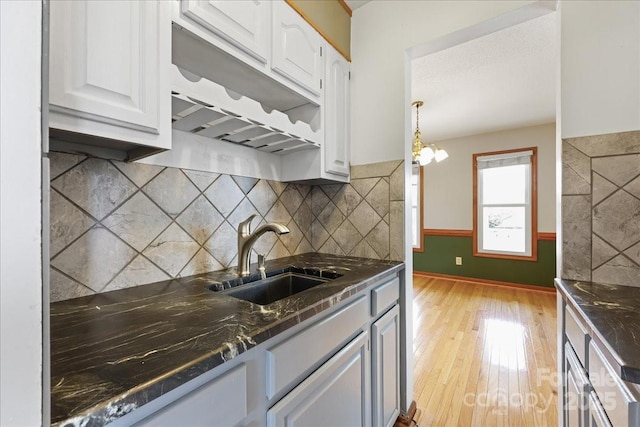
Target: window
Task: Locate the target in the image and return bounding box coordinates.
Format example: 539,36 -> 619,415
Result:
411,163 -> 424,252
473,147 -> 537,260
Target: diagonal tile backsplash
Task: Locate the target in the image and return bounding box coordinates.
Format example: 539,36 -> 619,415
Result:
562,130 -> 640,287
49,152 -> 404,301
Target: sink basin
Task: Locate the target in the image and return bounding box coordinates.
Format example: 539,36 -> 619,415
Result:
209,268 -> 341,305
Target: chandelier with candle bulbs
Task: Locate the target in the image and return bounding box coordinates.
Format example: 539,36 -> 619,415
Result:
411,101 -> 448,165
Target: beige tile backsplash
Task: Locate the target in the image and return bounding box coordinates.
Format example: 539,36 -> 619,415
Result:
49,153 -> 404,301
562,130 -> 640,286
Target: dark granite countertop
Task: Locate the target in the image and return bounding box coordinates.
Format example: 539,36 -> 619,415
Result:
555,278 -> 640,384
50,253 -> 403,426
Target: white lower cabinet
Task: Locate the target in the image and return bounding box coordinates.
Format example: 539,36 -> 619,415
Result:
132,364 -> 248,427
267,331 -> 371,427
372,305 -> 401,427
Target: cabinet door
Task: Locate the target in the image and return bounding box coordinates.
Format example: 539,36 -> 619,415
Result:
565,342 -> 589,427
49,0 -> 170,148
180,0 -> 269,63
324,46 -> 350,177
372,306 -> 400,427
268,331 -> 370,427
272,1 -> 323,97
132,364 -> 248,427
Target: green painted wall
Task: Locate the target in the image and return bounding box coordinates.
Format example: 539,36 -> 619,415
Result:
413,235 -> 556,288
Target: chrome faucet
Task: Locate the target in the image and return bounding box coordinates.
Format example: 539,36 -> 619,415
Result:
237,215 -> 289,277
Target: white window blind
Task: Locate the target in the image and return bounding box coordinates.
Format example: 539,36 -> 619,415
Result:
476,149 -> 534,257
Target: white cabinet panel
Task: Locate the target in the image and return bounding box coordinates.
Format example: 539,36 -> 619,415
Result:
565,343 -> 589,427
266,296 -> 369,399
49,0 -> 171,154
272,1 -> 323,97
372,305 -> 400,427
324,45 -> 350,177
133,364 -> 248,427
181,0 -> 269,63
268,331 -> 371,427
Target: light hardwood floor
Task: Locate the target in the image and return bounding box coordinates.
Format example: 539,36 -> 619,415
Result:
412,274 -> 558,427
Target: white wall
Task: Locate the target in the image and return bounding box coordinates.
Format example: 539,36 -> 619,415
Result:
350,0 -> 534,165
0,1 -> 44,425
561,0 -> 640,138
423,123 -> 556,232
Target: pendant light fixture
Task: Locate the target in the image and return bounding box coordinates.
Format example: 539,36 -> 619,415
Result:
411,100 -> 449,165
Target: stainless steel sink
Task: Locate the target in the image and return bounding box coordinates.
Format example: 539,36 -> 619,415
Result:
208,268 -> 341,305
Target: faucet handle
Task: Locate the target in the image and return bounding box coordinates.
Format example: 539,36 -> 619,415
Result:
238,214 -> 257,235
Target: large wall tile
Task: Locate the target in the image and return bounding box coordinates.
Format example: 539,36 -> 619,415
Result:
102,192 -> 171,252
333,185 -> 362,217
562,195 -> 591,281
50,268 -> 94,302
349,201 -> 381,237
52,158 -> 137,220
49,152 -> 86,180
593,255 -> 640,288
183,169 -> 220,191
366,179 -> 390,218
50,189 -> 95,257
333,220 -> 362,254
593,190 -> 640,251
565,130 -> 640,157
592,235 -> 618,270
592,173 -> 618,206
592,154 -> 640,187
180,249 -> 223,277
204,175 -> 244,217
248,180 -> 277,216
562,142 -> 590,195
143,168 -> 199,218
351,160 -> 402,179
51,226 -> 136,291
104,255 -> 170,292
112,161 -> 164,188
176,196 -> 223,245
142,223 -> 200,277
351,178 -> 379,198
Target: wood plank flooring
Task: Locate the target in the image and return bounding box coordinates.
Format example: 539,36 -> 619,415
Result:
412,274 -> 558,427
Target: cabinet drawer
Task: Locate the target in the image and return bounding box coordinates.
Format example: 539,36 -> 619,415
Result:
266,296 -> 369,399
588,341 -> 640,427
371,276 -> 399,317
133,364 -> 247,427
267,331 -> 370,427
565,305 -> 589,367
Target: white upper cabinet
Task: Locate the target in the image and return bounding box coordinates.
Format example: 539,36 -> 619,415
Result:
271,1 -> 324,98
324,45 -> 350,177
180,0 -> 269,64
49,0 -> 171,159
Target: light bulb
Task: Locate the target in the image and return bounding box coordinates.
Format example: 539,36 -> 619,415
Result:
419,146 -> 434,165
434,148 -> 449,162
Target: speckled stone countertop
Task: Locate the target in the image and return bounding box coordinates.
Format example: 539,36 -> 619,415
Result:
555,278 -> 640,384
50,253 -> 403,427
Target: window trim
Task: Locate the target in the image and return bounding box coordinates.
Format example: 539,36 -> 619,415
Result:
412,163 -> 424,253
472,147 -> 538,261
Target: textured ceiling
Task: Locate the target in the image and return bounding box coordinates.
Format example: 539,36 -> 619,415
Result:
411,12 -> 557,143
